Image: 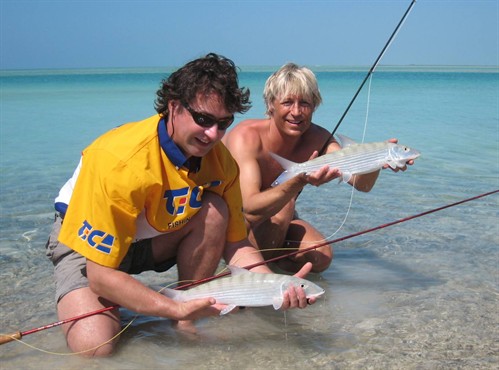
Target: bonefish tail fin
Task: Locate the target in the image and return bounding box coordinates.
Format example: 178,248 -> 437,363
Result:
269,152 -> 297,170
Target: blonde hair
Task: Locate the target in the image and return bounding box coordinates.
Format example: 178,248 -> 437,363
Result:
263,63 -> 322,116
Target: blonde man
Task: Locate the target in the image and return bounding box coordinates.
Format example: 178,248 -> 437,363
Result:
223,63 -> 412,273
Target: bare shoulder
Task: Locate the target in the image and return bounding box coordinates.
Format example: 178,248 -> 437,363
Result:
223,118 -> 267,152
301,123 -> 339,153
307,123 -> 333,140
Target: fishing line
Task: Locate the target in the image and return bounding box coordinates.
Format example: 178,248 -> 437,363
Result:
322,72 -> 375,241
1,283 -> 178,355
4,318 -> 136,356
3,190 -> 496,351
319,0 -> 417,154
257,189 -> 499,268
283,73 -> 375,247
311,0 -> 417,239
360,75 -> 374,143
281,0 -> 417,246
22,229 -> 37,242
323,74 -> 374,242
2,1 -> 419,354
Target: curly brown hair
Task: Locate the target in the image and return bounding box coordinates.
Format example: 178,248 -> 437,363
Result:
155,53 -> 251,117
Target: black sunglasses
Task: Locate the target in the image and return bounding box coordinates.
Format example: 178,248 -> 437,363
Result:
182,102 -> 234,131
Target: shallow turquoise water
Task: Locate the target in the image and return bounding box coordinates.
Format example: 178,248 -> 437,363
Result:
0,66 -> 497,369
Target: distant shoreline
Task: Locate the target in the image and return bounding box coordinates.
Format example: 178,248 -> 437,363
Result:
1,65 -> 498,77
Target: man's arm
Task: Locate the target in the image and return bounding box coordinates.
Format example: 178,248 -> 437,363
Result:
225,127 -> 337,226
85,260 -> 222,320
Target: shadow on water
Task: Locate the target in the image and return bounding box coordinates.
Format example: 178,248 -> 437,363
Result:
110,245 -> 445,357
327,247 -> 444,292
113,307 -> 353,368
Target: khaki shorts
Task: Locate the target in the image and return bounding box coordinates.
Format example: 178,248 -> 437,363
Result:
45,214 -> 176,302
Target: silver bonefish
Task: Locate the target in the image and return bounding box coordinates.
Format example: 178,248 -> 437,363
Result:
271,134 -> 421,187
158,266 -> 325,315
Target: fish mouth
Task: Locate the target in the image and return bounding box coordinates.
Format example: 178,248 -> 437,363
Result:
307,289 -> 326,299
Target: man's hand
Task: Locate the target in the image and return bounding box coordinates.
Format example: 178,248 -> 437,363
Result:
383,138 -> 415,172
173,297 -> 223,321
280,262 -> 316,310
301,150 -> 342,187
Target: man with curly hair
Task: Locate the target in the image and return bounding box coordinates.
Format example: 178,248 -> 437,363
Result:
46,54 -> 315,356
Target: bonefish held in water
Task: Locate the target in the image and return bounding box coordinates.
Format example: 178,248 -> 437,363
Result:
271,134 -> 421,187
158,266 -> 325,315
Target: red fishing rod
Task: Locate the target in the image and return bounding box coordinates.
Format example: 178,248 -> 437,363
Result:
1,189 -> 497,346
256,189 -> 499,267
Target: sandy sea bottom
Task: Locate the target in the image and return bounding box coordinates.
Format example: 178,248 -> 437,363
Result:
1,185 -> 497,369
1,68 -> 498,369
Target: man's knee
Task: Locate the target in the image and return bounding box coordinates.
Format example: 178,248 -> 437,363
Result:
58,289 -> 121,357
311,251 -> 333,273
63,315 -> 120,357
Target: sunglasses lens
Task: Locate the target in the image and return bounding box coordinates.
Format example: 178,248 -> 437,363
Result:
193,113 -> 214,128
184,103 -> 234,130
217,117 -> 234,130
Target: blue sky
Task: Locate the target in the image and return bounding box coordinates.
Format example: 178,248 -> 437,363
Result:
1,0 -> 497,69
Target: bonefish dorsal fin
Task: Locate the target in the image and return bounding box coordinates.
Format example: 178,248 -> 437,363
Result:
336,134 -> 357,148
269,152 -> 297,170
227,265 -> 251,276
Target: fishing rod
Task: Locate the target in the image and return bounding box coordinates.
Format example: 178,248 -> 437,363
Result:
319,0 -> 417,155
258,189 -> 499,267
1,188 -> 497,346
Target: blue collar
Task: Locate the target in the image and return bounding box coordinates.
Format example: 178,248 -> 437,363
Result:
158,117 -> 201,172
